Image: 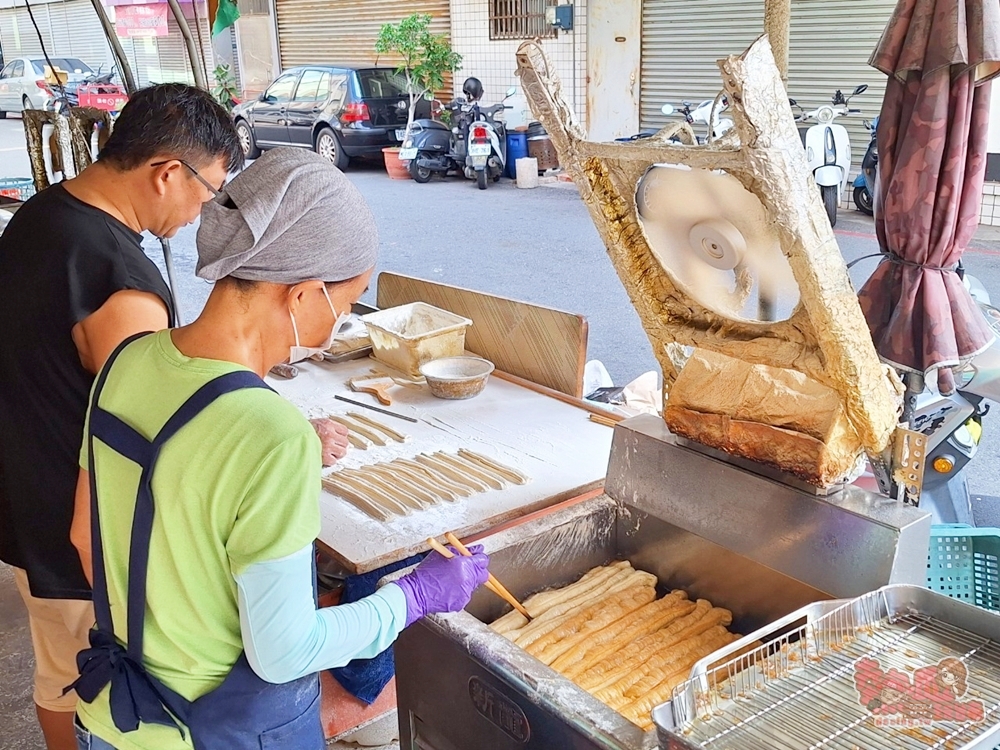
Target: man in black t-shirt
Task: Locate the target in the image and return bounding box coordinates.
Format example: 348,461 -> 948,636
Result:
0,84 -> 242,750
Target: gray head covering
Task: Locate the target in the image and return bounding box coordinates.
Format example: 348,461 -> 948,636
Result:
196,147 -> 378,283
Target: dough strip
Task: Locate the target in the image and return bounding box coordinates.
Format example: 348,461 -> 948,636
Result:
457,449 -> 530,485
348,412 -> 410,443
321,476 -> 392,520
328,415 -> 387,447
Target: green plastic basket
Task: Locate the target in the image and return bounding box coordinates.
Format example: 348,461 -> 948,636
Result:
927,524 -> 1000,613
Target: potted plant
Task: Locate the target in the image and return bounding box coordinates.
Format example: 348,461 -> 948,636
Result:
375,13 -> 461,180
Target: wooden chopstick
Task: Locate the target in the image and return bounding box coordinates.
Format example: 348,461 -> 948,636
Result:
588,412 -> 622,428
426,537 -> 532,621
444,532 -> 533,621
426,537 -> 504,599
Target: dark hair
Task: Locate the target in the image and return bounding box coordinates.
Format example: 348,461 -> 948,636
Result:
99,84 -> 244,172
222,276 -> 259,293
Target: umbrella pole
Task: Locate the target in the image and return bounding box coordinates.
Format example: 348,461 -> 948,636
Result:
901,371 -> 924,426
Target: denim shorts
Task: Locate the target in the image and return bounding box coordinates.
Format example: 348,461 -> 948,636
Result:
74,717 -> 117,750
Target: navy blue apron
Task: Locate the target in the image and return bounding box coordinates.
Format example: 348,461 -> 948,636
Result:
70,333 -> 324,750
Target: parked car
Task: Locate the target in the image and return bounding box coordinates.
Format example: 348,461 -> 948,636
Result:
0,57 -> 95,116
232,65 -> 431,169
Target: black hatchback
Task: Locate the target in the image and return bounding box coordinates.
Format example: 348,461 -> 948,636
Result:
232,65 -> 431,169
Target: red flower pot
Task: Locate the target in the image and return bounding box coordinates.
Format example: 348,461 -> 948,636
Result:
382,147 -> 411,181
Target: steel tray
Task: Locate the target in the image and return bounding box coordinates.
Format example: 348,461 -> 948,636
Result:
654,585 -> 1000,750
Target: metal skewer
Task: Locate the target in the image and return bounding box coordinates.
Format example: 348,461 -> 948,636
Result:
334,394 -> 418,423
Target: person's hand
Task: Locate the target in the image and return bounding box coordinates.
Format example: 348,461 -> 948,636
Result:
395,545 -> 490,626
309,418 -> 350,466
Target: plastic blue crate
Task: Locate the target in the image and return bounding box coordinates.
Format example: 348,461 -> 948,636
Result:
0,177 -> 36,202
927,524 -> 1000,613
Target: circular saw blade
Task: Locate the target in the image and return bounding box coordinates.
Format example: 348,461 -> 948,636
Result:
636,165 -> 799,321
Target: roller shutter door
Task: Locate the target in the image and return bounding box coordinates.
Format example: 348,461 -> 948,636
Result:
640,0 -> 897,167
640,0 -> 763,129
156,12 -> 215,84
275,0 -> 451,92
0,0 -> 113,70
120,35 -> 164,88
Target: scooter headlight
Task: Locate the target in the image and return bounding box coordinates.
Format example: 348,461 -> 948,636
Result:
816,106 -> 835,124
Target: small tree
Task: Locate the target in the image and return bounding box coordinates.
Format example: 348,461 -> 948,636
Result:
212,64 -> 240,113
375,14 -> 462,144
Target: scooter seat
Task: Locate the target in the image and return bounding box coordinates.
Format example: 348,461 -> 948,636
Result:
413,119 -> 451,132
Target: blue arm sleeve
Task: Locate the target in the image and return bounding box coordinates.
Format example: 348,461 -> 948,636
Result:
235,545 -> 408,684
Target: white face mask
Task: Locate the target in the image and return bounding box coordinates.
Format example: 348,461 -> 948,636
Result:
288,286 -> 348,364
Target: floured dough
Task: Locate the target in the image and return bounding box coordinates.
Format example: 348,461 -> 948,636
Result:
348,412 -> 411,443
489,563 -> 741,731
328,415 -> 388,447
458,449 -> 530,485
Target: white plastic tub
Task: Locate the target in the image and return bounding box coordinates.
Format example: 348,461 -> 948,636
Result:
361,302 -> 473,379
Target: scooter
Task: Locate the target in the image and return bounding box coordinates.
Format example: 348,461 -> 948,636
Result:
616,99 -> 731,145
615,104 -> 676,142
681,98 -> 734,143
852,117 -> 878,216
401,87 -> 515,189
467,98 -> 510,190
791,84 -> 867,228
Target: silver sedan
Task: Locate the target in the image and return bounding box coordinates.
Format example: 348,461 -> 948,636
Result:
0,57 -> 94,116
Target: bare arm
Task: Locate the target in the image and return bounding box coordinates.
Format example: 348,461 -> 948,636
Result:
72,289 -> 169,374
70,469 -> 93,587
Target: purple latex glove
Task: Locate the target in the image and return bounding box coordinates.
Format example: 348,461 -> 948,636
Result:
396,545 -> 490,626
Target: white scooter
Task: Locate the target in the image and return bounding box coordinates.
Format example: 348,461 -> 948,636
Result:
791,84 -> 867,228
676,98 -> 734,144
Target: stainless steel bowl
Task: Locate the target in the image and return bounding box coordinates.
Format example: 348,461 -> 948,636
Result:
419,356 -> 495,400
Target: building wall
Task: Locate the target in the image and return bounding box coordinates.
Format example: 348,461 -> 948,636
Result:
450,0 -> 586,130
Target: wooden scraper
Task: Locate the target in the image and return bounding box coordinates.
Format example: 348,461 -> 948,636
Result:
348,375 -> 396,406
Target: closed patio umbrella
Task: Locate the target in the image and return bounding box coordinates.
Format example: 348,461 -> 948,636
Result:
858,0 -> 1000,405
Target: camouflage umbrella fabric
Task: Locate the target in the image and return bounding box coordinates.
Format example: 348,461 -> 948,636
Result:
858,0 -> 1000,394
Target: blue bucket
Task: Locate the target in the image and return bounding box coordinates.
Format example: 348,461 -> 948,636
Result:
506,132 -> 528,179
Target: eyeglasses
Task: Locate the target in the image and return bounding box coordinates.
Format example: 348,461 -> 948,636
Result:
150,159 -> 223,196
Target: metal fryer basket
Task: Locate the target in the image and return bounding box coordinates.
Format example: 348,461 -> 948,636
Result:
655,585 -> 1000,750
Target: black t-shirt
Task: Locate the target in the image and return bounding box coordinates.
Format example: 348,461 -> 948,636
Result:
0,184 -> 174,599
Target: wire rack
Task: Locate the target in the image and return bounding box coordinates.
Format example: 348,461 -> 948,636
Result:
664,590 -> 1000,750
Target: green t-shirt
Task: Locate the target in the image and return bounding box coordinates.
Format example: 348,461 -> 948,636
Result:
78,330 -> 321,750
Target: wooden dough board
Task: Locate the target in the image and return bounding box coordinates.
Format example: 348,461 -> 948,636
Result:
266,356 -> 613,574
376,272 -> 588,398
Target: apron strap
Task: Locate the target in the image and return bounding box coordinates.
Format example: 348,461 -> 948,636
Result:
79,333 -> 273,737
87,332 -> 152,633
125,370 -> 272,660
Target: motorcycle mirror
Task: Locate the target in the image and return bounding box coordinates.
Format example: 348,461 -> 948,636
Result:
788,98 -> 797,106
854,84 -> 868,96
506,86 -> 517,97
660,103 -> 674,116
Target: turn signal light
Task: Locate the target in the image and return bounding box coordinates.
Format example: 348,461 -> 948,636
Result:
933,456 -> 955,474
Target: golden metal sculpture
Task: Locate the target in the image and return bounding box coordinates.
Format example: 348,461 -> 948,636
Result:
516,36 -> 908,487
23,107 -> 113,191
